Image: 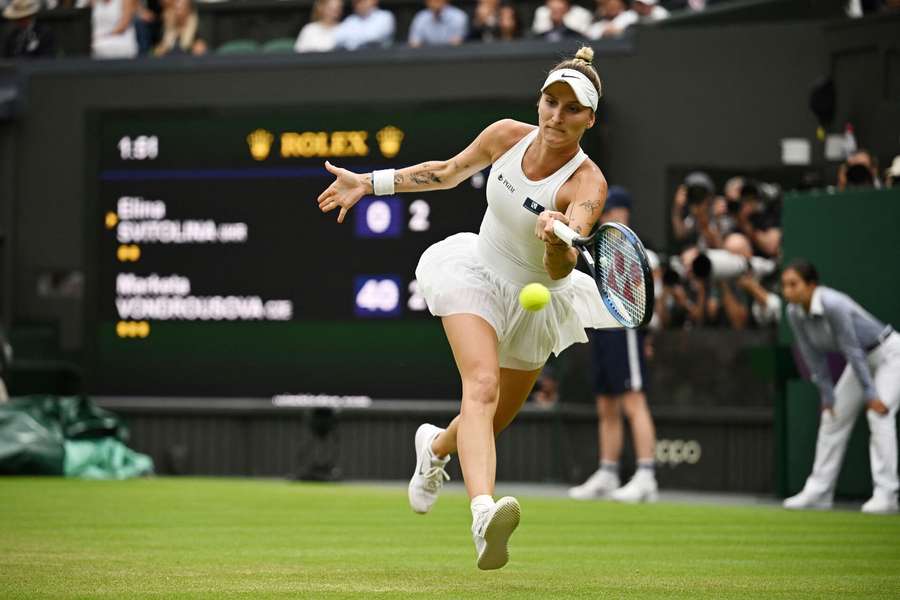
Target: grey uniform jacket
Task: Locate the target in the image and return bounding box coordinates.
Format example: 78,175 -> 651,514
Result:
786,286 -> 892,408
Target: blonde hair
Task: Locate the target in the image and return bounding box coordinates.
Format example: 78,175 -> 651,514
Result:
550,45 -> 602,100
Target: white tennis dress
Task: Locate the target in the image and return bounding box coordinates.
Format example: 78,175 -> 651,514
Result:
415,127 -> 619,370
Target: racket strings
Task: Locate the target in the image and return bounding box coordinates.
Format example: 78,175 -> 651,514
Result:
596,228 -> 648,327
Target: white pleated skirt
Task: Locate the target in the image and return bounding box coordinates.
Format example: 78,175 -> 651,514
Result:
415,232 -> 620,370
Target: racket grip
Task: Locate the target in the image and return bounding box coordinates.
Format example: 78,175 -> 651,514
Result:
552,219 -> 579,247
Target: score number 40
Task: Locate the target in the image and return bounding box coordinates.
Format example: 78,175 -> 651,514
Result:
355,277 -> 427,317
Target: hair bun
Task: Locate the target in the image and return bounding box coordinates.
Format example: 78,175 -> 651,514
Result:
574,46 -> 594,65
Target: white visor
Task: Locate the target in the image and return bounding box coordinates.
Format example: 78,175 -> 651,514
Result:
541,69 -> 599,111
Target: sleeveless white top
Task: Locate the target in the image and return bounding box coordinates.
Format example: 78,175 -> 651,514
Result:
477,127 -> 587,290
413,125 -> 617,370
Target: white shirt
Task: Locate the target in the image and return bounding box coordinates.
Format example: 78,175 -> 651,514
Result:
408,5 -> 468,46
591,6 -> 669,37
531,4 -> 593,36
294,21 -> 337,53
333,8 -> 395,51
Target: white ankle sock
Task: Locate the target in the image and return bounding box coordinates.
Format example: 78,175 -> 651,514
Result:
470,494 -> 494,518
429,432 -> 448,461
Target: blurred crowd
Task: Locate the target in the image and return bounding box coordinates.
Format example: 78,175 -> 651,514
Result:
3,0 -> 899,59
656,147 -> 899,332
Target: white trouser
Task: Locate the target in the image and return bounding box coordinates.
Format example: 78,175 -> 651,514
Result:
803,331 -> 900,502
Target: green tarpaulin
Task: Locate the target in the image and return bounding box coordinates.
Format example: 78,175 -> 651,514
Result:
0,396 -> 153,479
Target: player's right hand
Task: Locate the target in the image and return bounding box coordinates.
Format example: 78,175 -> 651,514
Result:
317,161 -> 368,224
867,398 -> 889,416
535,210 -> 569,245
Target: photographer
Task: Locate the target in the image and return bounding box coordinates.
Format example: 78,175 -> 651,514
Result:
838,149 -> 880,191
656,246 -> 710,329
670,171 -> 723,251
690,233 -> 780,330
735,180 -> 782,259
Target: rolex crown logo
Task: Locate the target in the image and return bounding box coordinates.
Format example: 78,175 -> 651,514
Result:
376,126 -> 404,159
247,129 -> 274,161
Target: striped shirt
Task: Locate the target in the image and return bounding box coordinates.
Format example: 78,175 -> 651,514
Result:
786,286 -> 892,407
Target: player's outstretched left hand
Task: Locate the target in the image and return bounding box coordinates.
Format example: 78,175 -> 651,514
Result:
317,161 -> 368,223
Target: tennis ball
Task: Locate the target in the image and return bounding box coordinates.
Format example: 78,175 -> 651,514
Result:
519,283 -> 551,312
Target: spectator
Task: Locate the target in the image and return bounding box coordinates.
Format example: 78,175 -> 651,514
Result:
665,0 -> 705,10
2,0 -> 57,58
670,171 -> 722,251
497,1 -> 519,40
631,0 -> 669,20
838,149 -> 880,190
587,0 -> 629,39
333,0 -> 394,51
533,0 -> 584,41
532,0 -> 591,38
408,0 -> 467,47
885,155 -> 900,188
153,0 -> 205,56
134,0 -> 164,55
468,0 -> 500,42
295,0 -> 343,53
92,0 -> 138,58
600,0 -> 669,35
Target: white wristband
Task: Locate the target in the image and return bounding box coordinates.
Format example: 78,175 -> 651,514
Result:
372,169 -> 396,196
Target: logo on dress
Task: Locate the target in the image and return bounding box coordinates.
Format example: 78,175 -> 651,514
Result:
498,173 -> 516,195
523,198 -> 545,215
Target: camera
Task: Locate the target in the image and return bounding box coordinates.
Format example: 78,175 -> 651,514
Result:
691,249 -> 776,281
684,172 -> 714,206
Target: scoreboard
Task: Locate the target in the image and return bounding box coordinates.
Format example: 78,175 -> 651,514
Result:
85,102 -> 539,399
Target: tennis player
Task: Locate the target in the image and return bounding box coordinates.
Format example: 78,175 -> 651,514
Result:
782,260 -> 900,514
317,46 -> 620,569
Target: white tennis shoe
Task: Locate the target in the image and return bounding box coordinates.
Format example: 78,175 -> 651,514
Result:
861,494 -> 898,515
472,496 -> 521,570
568,468 -> 620,500
610,470 -> 659,504
408,423 -> 451,514
783,489 -> 832,511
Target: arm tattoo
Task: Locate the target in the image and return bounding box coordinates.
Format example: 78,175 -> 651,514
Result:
411,171 -> 443,185
394,173 -> 404,184
579,200 -> 600,213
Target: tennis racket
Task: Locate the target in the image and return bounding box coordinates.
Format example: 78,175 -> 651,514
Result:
552,220 -> 654,329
